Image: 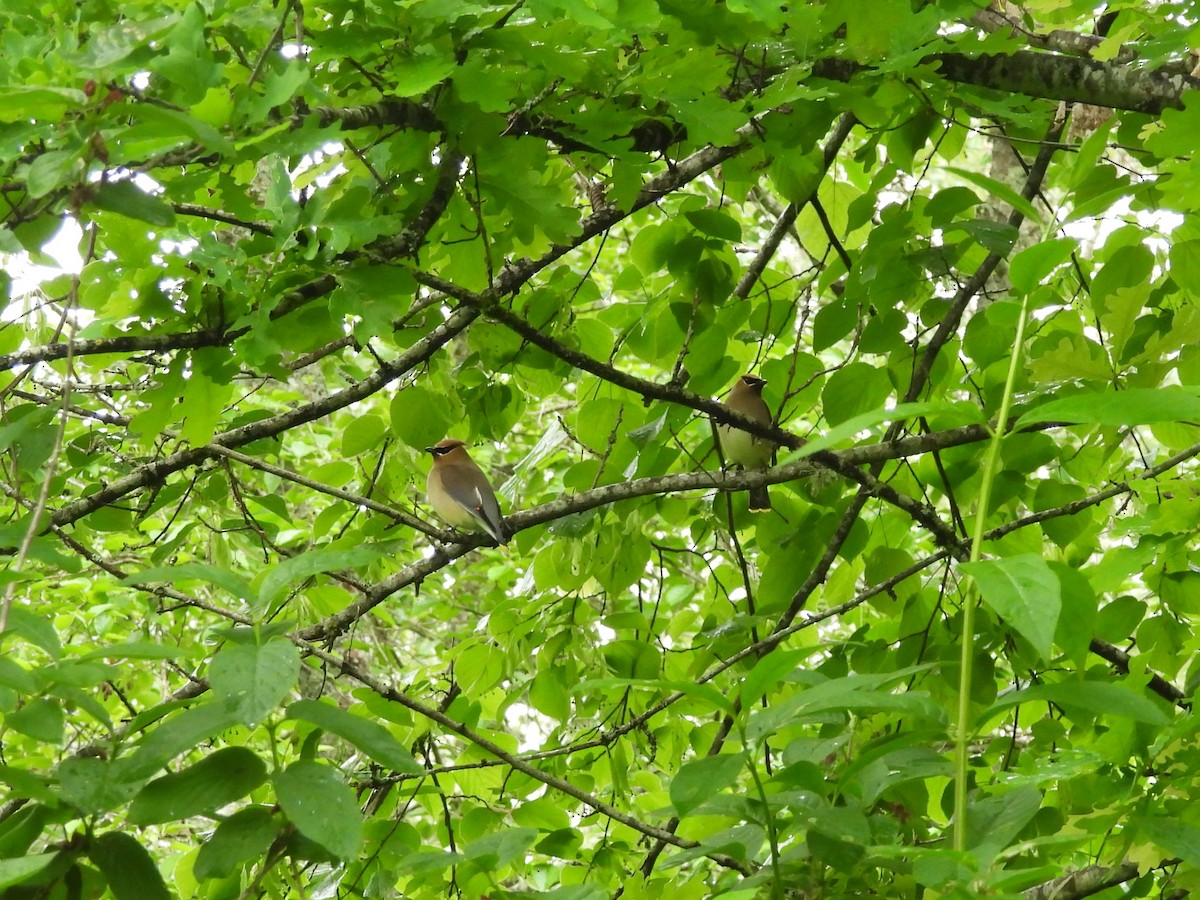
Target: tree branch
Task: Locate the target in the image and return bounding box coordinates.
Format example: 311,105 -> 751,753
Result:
811,50 -> 1200,114
46,306 -> 479,530
302,641 -> 755,876
1023,862 -> 1140,900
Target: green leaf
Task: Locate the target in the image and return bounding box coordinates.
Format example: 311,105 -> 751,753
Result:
670,754 -> 744,816
0,658 -> 38,693
949,217 -> 1018,254
89,832 -> 171,900
78,642 -> 201,662
982,680 -> 1169,726
1170,239 -> 1200,299
340,413 -> 387,457
128,747 -> 268,825
0,853 -> 58,890
274,760 -> 363,860
194,806 -> 280,880
209,639 -> 299,725
963,554 -> 1061,661
739,649 -> 806,707
124,702 -> 244,781
820,363 -> 893,426
26,149 -> 81,198
601,640 -> 661,679
1016,386 -> 1200,428
393,54 -> 456,97
3,606 -> 62,659
746,668 -> 946,741
461,827 -> 538,869
286,699 -> 424,774
90,180 -> 176,226
123,563 -> 253,601
790,400 -> 984,458
0,86 -> 86,123
944,165 -> 1042,224
57,757 -> 141,815
0,766 -> 56,804
1135,816 -> 1200,867
963,787 -> 1042,866
684,208 -> 742,242
528,667 -> 572,720
256,541 -> 402,608
390,385 -> 456,450
1007,239 -> 1075,294
6,699 -> 63,743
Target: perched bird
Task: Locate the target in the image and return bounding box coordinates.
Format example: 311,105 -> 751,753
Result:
718,374 -> 777,512
425,439 -> 509,545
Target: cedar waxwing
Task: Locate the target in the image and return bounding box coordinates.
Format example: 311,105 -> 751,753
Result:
425,439 -> 509,545
718,374 -> 777,512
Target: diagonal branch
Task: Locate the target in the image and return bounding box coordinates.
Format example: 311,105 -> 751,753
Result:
811,50 -> 1200,114
301,640 -> 755,876
47,306 -> 479,530
300,424 -> 1002,641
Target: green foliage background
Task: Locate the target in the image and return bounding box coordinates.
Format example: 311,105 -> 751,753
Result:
2,0 -> 1200,897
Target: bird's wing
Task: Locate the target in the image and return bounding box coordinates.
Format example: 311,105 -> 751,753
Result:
442,467 -> 506,543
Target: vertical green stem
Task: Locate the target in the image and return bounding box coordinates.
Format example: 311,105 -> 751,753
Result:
953,294 -> 1029,852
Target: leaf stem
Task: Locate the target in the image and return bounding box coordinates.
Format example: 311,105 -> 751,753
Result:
953,294 -> 1029,852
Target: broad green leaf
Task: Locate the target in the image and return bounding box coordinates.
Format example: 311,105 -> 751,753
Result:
0,853 -> 58,890
982,680 -> 1169,726
5,699 -> 63,744
1008,239 -> 1075,294
274,760 -> 362,860
256,542 -> 402,608
78,642 -> 201,662
1016,387 -> 1200,428
461,827 -> 538,869
0,658 -> 37,693
820,363 -> 893,426
949,217 -> 1019,254
128,747 -> 267,825
1135,816 -> 1200,867
0,87 -> 86,122
0,766 -> 56,804
194,806 -> 280,880
746,668 -> 946,741
393,55 -> 456,97
670,754 -> 744,816
66,13 -> 180,66
1170,239 -> 1200,300
739,649 -> 807,707
209,639 -> 299,725
789,400 -> 984,459
963,787 -> 1042,866
944,165 -> 1042,224
963,554 -> 1061,661
513,798 -> 571,832
658,823 -> 764,870
684,208 -> 742,242
3,606 -> 61,659
286,699 -> 424,773
122,563 -> 253,602
57,757 -> 141,814
26,150 -> 80,197
124,702 -> 244,781
90,180 -> 176,226
89,832 -> 171,900
340,413 -> 387,457
601,640 -> 661,679
528,667 -> 572,720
